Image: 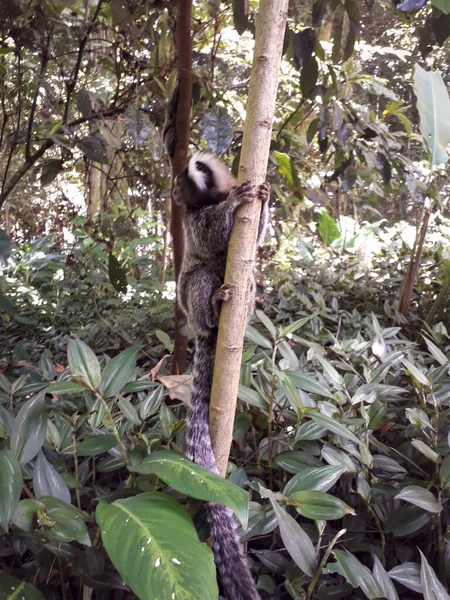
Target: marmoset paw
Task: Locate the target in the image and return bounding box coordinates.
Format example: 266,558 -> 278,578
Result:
213,284 -> 233,303
258,182 -> 271,204
234,180 -> 256,204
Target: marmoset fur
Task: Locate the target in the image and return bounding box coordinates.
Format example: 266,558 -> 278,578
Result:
172,150 -> 269,600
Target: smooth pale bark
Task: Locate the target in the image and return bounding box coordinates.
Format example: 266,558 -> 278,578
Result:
209,0 -> 289,476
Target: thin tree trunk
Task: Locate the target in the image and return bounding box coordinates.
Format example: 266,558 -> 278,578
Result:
209,0 -> 289,476
170,0 -> 192,374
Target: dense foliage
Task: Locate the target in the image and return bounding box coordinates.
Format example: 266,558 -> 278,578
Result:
1,0 -> 450,599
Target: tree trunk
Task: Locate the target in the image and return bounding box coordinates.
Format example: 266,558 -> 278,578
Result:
209,0 -> 289,476
170,0 -> 192,374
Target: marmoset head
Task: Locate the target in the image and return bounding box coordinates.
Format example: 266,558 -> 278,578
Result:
173,152 -> 236,208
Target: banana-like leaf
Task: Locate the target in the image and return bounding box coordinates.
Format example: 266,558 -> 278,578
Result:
413,64 -> 450,166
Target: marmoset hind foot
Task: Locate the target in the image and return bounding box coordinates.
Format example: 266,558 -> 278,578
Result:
212,284 -> 233,322
258,181 -> 270,204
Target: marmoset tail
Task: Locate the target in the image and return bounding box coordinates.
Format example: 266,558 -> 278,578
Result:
171,151 -> 269,600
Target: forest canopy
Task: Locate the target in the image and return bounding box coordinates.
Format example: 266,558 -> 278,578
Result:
0,0 -> 450,599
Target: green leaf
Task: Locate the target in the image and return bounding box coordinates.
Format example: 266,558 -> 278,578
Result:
386,505 -> 431,537
44,381 -> 85,395
440,455 -> 450,487
327,550 -> 384,599
0,449 -> 22,532
155,329 -> 174,352
259,487 -> 316,576
96,492 -> 218,600
372,555 -> 399,600
255,310 -> 278,340
283,465 -> 346,495
402,358 -> 429,386
395,485 -> 442,513
76,88 -> 92,118
280,314 -> 316,337
274,450 -> 322,473
0,574 -> 44,599
233,0 -> 249,34
411,439 -> 440,463
67,337 -> 101,390
388,563 -> 422,594
308,412 -> 361,445
245,324 -> 273,349
300,56 -> 319,99
12,499 -> 42,531
44,506 -> 91,545
419,549 -> 450,600
10,392 -> 47,464
33,451 -> 71,504
40,158 -> 64,186
108,254 -> 128,293
77,434 -> 118,456
202,106 -> 233,154
129,451 -> 249,528
238,384 -> 268,409
318,212 -> 341,246
273,152 -> 297,191
432,0 -> 450,13
288,490 -> 355,520
118,395 -> 142,425
282,370 -> 334,399
413,64 -> 450,166
99,345 -> 141,398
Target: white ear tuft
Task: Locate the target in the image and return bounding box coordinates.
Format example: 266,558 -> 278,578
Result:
188,152 -> 209,191
188,152 -> 236,194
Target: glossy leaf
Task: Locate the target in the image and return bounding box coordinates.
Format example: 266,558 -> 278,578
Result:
0,449 -> 22,532
388,562 -> 422,593
10,392 -> 47,464
318,212 -> 341,245
282,370 -> 334,399
260,487 -> 316,576
386,505 -> 431,537
33,451 -> 71,504
395,485 -> 442,513
67,337 -> 101,390
372,555 -> 399,600
327,549 -> 384,599
283,465 -> 346,495
99,345 -> 140,398
309,412 -> 360,445
96,492 -> 218,600
77,434 -> 118,456
0,574 -> 44,599
129,451 -> 249,528
419,550 -> 450,600
288,490 -> 355,520
44,381 -> 85,395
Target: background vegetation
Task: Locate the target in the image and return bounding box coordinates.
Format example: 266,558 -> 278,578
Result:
0,0 -> 450,599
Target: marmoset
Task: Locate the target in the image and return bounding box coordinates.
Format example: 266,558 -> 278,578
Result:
165,87 -> 269,600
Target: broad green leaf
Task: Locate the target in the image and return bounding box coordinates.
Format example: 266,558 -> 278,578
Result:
129,451 -> 249,528
238,384 -> 268,409
96,492 -> 218,600
12,499 -> 42,531
202,106 -> 233,154
388,563 -> 422,594
284,465 -> 346,495
44,381 -> 86,395
245,324 -> 273,349
327,550 -> 384,599
309,412 -> 360,445
322,446 -> 358,472
99,345 -> 141,398
288,490 -> 355,520
280,314 -> 316,337
108,254 -> 128,293
422,336 -> 448,365
43,506 -> 91,545
411,439 -> 440,463
260,487 -> 316,577
386,505 -> 431,537
0,574 -> 44,599
255,310 -> 278,340
372,555 -> 400,600
10,392 -> 47,464
274,450 -> 322,473
431,0 -> 450,14
0,449 -> 22,532
33,451 -> 71,504
67,337 -> 101,390
413,64 -> 450,166
419,549 -> 450,600
395,485 -> 442,513
295,420 -> 327,441
402,358 -> 429,386
118,395 -> 142,425
282,370 -> 334,399
273,152 -> 297,190
77,434 -> 118,456
440,455 -> 450,487
155,329 -> 174,352
318,212 -> 341,246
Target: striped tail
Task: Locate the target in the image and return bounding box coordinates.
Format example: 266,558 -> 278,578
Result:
185,335 -> 260,600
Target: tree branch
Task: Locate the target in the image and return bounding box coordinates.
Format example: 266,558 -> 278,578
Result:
209,0 -> 289,476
